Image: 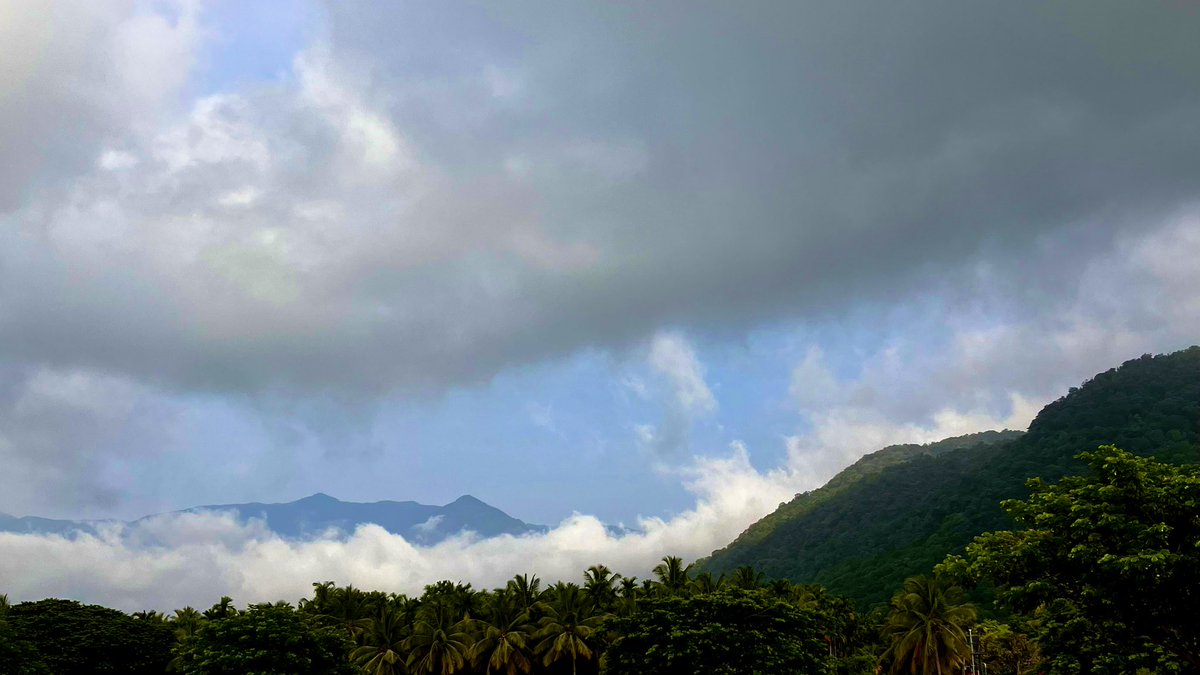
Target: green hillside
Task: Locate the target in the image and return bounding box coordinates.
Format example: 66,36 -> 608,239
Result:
700,347 -> 1200,607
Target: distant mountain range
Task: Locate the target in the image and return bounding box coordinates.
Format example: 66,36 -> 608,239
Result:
700,346 -> 1200,607
0,493 -> 547,545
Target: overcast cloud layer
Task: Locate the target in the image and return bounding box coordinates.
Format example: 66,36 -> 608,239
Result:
2,1 -> 1199,607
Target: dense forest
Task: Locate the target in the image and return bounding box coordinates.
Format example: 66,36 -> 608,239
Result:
702,348 -> 1200,606
2,348 -> 1198,674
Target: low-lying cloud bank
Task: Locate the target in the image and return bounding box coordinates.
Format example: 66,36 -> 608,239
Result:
0,446 -> 801,611
0,364 -> 1039,613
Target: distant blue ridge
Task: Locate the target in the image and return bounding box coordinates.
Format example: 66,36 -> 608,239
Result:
0,494 -> 549,545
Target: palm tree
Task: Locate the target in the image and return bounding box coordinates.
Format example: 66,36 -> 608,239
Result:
405,603 -> 472,675
327,584 -> 373,640
730,565 -> 765,590
353,606 -> 411,675
788,584 -> 823,610
302,580 -> 337,615
506,574 -> 544,612
423,581 -> 483,622
766,578 -> 793,598
171,606 -> 205,641
652,555 -> 692,596
582,564 -> 619,612
0,593 -> 8,616
616,577 -> 641,616
470,591 -> 535,675
688,571 -> 724,595
640,578 -> 656,596
882,575 -> 976,675
535,582 -> 607,675
133,609 -> 169,623
203,596 -> 237,620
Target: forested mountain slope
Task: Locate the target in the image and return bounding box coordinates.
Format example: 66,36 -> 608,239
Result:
701,347 -> 1200,607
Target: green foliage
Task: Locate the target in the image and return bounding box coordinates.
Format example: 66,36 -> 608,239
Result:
405,603 -> 473,675
351,607 -> 410,675
533,582 -> 606,675
4,561 -> 876,675
0,594 -> 47,675
975,619 -> 1043,675
602,588 -> 832,675
705,430 -> 1023,556
172,602 -> 357,675
880,575 -> 975,674
702,348 -> 1200,607
650,555 -> 691,596
941,445 -> 1200,673
467,590 -> 535,675
171,606 -> 205,641
0,619 -> 49,675
3,598 -> 174,674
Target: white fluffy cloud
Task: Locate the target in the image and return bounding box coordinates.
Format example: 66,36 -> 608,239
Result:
634,332 -> 719,454
649,333 -> 717,416
0,443 -> 793,611
783,208 -> 1200,484
0,0 -> 198,209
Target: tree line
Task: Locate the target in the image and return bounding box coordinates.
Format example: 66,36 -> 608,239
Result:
2,445 -> 1197,674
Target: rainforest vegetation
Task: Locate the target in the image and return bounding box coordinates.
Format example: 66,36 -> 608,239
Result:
702,348 -> 1200,606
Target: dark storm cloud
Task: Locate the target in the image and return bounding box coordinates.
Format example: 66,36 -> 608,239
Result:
294,0 -> 1200,387
2,0 -> 1198,398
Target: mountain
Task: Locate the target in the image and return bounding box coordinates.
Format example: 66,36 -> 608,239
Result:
705,430 -> 1024,556
700,347 -> 1200,607
164,493 -> 546,544
0,513 -> 115,537
0,494 -> 546,545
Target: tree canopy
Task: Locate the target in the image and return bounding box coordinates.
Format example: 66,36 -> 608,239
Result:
2,598 -> 174,674
880,575 -> 975,675
172,602 -> 357,675
603,588 -> 833,675
941,445 -> 1200,673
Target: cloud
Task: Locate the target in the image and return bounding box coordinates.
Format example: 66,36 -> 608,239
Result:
0,367 -> 181,517
635,332 -> 717,454
781,208 -> 1200,482
649,333 -> 717,416
3,1 -> 1199,403
0,443 -> 795,612
4,200 -> 1196,605
1,1 -> 1199,529
414,515 -> 444,534
0,0 -> 198,210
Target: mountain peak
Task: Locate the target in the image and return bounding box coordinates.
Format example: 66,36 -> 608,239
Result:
3,491 -> 546,543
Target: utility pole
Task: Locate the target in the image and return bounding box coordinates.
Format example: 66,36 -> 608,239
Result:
969,627 -> 978,674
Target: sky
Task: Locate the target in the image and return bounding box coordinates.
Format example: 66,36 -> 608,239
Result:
2,0 -> 1199,609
